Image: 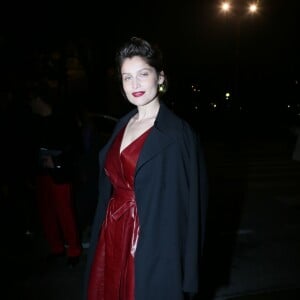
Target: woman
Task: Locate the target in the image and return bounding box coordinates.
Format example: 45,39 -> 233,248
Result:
29,85 -> 82,267
83,37 -> 207,300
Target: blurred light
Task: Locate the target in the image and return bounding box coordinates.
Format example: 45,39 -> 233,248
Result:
225,92 -> 230,100
191,84 -> 201,93
248,3 -> 258,13
220,1 -> 259,15
220,1 -> 231,12
209,102 -> 218,112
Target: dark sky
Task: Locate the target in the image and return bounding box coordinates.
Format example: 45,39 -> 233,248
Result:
1,0 -> 299,87
2,0 -> 299,61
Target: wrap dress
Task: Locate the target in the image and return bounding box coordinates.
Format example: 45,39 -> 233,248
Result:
87,126 -> 152,300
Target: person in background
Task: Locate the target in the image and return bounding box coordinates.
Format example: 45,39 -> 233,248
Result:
0,89 -> 37,241
29,83 -> 82,267
83,37 -> 208,299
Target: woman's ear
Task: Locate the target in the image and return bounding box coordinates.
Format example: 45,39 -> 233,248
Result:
158,71 -> 165,85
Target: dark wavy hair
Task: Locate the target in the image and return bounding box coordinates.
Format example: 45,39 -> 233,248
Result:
115,37 -> 168,96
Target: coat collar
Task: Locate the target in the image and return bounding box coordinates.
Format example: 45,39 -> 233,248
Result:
136,102 -> 178,173
101,102 -> 179,172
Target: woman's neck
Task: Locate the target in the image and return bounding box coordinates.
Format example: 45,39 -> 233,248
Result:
135,100 -> 160,121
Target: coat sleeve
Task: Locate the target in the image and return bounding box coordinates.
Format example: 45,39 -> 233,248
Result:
182,126 -> 208,293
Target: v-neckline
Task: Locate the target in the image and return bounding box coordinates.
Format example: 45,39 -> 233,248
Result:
119,126 -> 152,155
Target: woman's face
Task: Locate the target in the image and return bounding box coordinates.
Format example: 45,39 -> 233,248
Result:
121,56 -> 164,107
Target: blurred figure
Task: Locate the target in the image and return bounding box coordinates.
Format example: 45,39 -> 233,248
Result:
75,109 -> 119,245
83,37 -> 208,300
75,109 -> 101,244
28,83 -> 82,267
0,89 -> 36,241
292,126 -> 300,161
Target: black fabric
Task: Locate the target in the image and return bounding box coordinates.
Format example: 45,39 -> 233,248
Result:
83,102 -> 208,300
32,109 -> 81,184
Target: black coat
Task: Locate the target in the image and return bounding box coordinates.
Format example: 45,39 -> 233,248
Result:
32,110 -> 81,184
83,103 -> 208,300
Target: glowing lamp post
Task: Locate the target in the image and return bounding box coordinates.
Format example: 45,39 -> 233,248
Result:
220,1 -> 258,14
219,1 -> 259,112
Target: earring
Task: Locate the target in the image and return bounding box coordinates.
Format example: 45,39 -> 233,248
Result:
159,83 -> 165,92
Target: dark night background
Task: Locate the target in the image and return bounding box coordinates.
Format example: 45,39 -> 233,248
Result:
1,0 -> 300,124
1,2 -> 300,299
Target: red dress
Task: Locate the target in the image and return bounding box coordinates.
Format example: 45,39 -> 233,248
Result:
87,126 -> 152,300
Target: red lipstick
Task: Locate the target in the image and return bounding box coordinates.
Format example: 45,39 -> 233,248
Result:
132,92 -> 145,97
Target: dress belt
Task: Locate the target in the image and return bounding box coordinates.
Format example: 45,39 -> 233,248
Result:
110,189 -> 136,221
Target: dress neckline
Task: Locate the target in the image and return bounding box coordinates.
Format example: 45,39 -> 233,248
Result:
119,126 -> 152,155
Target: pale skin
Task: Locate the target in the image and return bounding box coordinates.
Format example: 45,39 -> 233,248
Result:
120,56 -> 165,153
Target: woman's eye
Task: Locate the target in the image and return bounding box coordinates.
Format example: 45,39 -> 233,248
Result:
139,72 -> 149,78
123,76 -> 131,81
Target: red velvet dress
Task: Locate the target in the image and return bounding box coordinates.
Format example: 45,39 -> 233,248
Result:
87,126 -> 152,300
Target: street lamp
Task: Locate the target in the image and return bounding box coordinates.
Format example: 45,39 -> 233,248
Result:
220,2 -> 231,12
248,3 -> 258,13
219,1 -> 260,113
220,1 -> 259,15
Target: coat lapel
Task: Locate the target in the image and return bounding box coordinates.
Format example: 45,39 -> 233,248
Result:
101,103 -> 177,175
136,127 -> 173,173
136,103 -> 176,173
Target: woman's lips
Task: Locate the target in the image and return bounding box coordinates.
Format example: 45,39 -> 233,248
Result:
132,92 -> 145,97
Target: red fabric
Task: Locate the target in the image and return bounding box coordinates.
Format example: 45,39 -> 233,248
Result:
87,126 -> 152,300
36,175 -> 82,257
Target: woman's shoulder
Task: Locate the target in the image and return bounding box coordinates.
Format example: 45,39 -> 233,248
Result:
159,103 -> 196,135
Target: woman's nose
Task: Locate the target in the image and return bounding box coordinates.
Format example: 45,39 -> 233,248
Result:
132,78 -> 141,89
